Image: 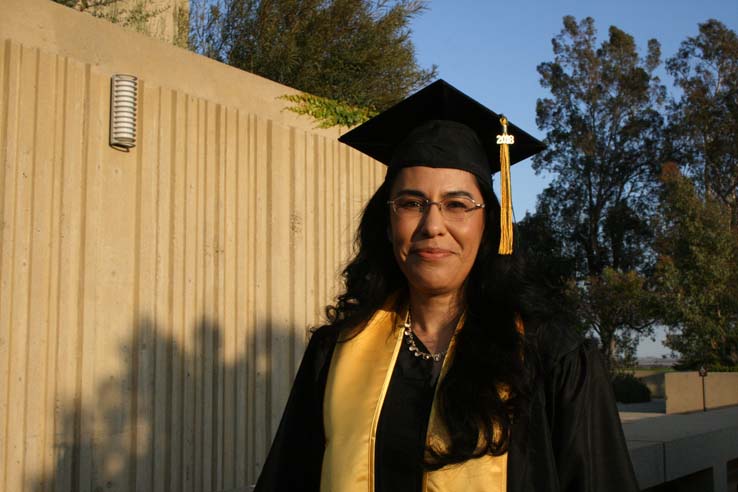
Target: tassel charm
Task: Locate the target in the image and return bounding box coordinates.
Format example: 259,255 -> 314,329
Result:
497,116 -> 514,255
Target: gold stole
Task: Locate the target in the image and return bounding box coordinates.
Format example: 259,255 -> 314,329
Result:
321,302 -> 507,492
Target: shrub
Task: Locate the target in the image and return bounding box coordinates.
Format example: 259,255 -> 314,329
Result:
674,362 -> 738,372
705,364 -> 738,373
612,373 -> 651,403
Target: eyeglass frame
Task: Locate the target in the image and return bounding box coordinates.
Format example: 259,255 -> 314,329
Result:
386,195 -> 486,221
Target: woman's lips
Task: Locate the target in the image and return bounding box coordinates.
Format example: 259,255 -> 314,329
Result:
411,248 -> 453,260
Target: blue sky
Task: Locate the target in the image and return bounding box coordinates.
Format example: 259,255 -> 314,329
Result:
408,0 -> 738,357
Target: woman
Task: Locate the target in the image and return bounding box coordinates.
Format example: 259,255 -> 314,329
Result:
255,80 -> 638,492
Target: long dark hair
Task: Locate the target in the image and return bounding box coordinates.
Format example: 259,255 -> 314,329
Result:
323,172 -> 538,468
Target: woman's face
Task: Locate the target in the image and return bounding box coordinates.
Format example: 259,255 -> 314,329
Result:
388,166 -> 486,297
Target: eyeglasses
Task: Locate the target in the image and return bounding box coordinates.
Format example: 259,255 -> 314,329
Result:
387,195 -> 485,221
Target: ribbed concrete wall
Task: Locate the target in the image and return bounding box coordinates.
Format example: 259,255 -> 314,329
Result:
0,1 -> 384,491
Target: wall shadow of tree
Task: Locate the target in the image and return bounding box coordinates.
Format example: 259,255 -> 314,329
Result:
30,315 -> 293,492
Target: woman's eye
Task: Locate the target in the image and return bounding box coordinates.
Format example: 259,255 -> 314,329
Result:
444,199 -> 470,210
397,198 -> 424,209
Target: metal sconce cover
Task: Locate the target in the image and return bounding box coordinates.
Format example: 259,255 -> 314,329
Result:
110,74 -> 138,150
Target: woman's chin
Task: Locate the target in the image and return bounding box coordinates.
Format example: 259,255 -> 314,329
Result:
406,277 -> 463,297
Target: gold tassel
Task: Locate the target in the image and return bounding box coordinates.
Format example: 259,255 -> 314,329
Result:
498,116 -> 513,255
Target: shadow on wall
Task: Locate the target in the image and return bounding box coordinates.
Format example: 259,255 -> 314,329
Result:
29,315 -> 292,492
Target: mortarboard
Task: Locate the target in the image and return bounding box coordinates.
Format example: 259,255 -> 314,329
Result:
338,79 -> 545,254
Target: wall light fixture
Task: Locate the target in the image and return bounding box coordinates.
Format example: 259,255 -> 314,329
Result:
109,74 -> 138,150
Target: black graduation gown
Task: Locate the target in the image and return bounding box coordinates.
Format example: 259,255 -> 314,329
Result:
254,323 -> 639,492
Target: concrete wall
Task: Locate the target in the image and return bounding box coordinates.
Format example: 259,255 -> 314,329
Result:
665,372 -> 738,414
705,373 -> 738,410
0,1 -> 384,491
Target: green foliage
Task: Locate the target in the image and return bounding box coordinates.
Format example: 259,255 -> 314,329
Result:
52,0 -> 116,10
572,268 -> 657,369
51,0 -> 170,39
517,204 -> 579,325
611,373 -> 651,403
534,16 -> 665,276
654,21 -> 738,370
702,365 -> 738,373
189,0 -> 227,57
652,163 -> 738,368
529,16 -> 664,369
120,1 -> 163,35
280,93 -> 377,129
173,3 -> 190,48
51,0 -> 79,6
673,362 -> 738,372
190,0 -> 436,119
665,20 -> 738,226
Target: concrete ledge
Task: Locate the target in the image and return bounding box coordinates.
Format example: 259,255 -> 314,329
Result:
624,406 -> 738,492
627,440 -> 665,489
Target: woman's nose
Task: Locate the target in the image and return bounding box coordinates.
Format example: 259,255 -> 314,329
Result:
418,202 -> 446,237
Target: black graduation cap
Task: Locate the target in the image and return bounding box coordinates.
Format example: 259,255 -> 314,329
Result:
338,79 -> 545,254
338,79 -> 545,187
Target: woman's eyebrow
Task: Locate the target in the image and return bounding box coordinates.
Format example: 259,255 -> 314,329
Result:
442,190 -> 475,199
393,189 -> 475,198
393,188 -> 426,197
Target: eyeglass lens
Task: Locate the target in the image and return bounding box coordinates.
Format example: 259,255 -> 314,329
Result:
391,196 -> 479,220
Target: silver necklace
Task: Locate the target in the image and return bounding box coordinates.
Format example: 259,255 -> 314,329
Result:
403,310 -> 447,362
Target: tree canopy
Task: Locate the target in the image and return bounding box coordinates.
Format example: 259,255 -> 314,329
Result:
530,16 -> 665,367
652,20 -> 738,368
525,17 -> 738,369
535,16 -> 665,276
666,19 -> 738,226
190,0 -> 437,115
653,163 -> 738,368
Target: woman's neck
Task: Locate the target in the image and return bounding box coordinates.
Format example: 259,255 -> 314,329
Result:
407,289 -> 463,354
